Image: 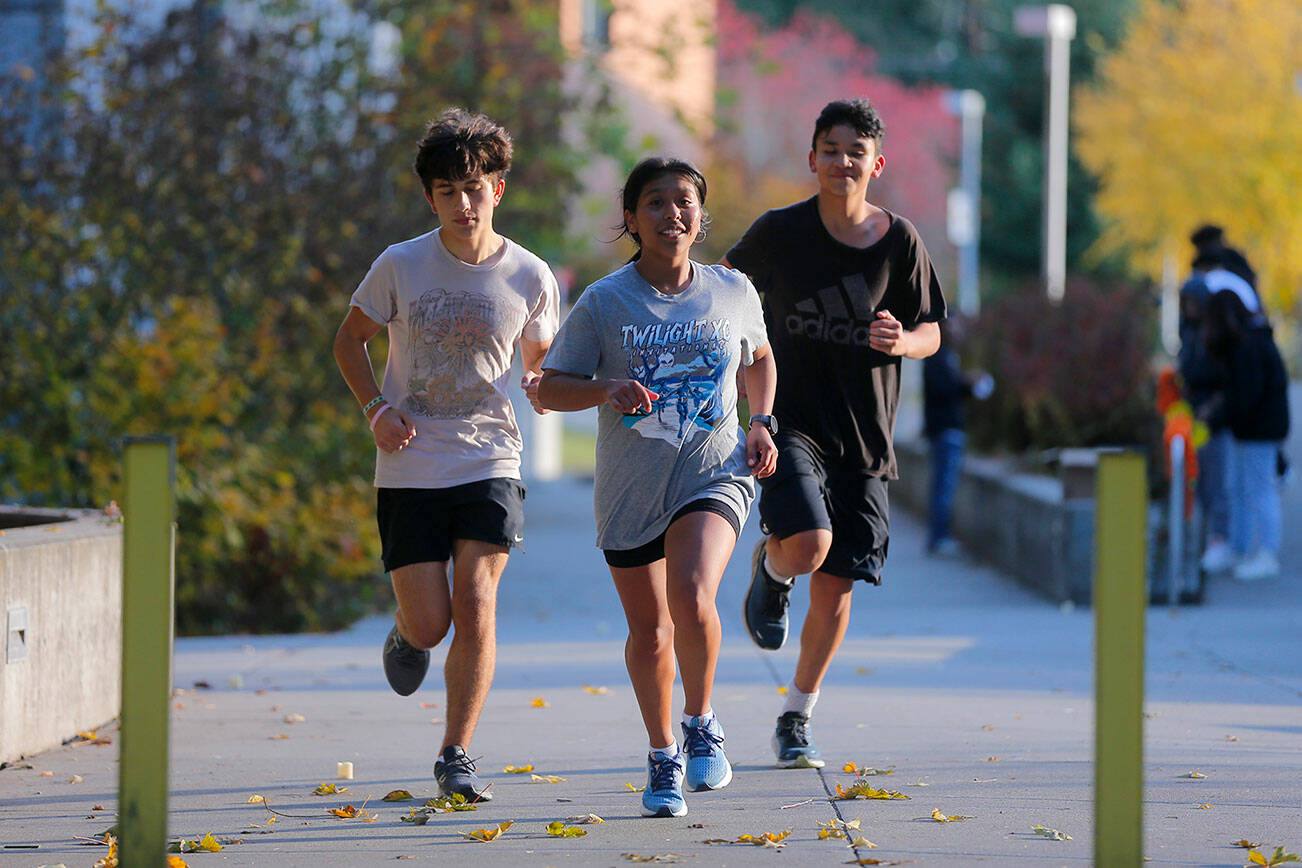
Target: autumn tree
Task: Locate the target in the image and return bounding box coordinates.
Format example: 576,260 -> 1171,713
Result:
0,0 -> 623,634
1075,0 -> 1302,317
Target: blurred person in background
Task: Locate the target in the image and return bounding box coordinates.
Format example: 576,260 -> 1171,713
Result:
921,315 -> 993,556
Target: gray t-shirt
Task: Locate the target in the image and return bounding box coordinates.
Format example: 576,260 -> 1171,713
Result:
543,261 -> 768,551
350,228 -> 560,488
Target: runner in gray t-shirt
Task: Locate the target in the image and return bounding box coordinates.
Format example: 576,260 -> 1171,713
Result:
539,158 -> 777,819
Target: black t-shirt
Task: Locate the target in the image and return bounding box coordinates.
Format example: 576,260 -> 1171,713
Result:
726,197 -> 946,477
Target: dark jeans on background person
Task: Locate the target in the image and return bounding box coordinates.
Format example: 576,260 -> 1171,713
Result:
927,428 -> 965,550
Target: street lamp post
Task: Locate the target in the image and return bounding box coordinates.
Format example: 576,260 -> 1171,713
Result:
945,89 -> 985,316
1015,4 -> 1076,303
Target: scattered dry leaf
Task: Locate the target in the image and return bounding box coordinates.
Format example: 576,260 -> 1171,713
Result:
530,697 -> 549,708
835,780 -> 909,801
462,820 -> 513,842
733,830 -> 791,848
167,833 -> 223,853
530,773 -> 566,783
282,713 -> 306,724
930,808 -> 974,822
546,820 -> 588,837
625,782 -> 646,792
622,855 -> 687,863
843,762 -> 893,776
1234,840 -> 1264,850
423,793 -> 477,812
1032,824 -> 1072,841
776,686 -> 788,695
69,775 -> 84,783
583,685 -> 610,695
1245,846 -> 1300,866
1178,771 -> 1207,779
382,790 -> 414,802
502,764 -> 535,774
565,813 -> 606,824
246,794 -> 267,804
327,804 -> 376,821
313,783 -> 348,796
1226,734 -> 1240,742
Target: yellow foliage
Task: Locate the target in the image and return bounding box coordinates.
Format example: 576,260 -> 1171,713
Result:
1075,0 -> 1302,314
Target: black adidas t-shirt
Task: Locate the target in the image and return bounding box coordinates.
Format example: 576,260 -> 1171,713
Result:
726,197 -> 945,478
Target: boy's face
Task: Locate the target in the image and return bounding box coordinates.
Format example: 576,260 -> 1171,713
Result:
424,173 -> 505,241
809,124 -> 884,198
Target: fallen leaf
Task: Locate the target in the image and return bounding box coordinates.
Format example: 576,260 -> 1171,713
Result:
1226,734 -> 1240,742
625,782 -> 646,792
1031,824 -> 1073,841
776,686 -> 788,695
168,856 -> 189,867
1178,771 -> 1207,779
530,773 -> 566,783
502,764 -> 535,774
423,793 -> 477,812
462,820 -> 514,842
835,780 -> 909,801
73,731 -> 112,746
327,804 -> 376,821
843,762 -> 893,776
622,855 -> 687,863
583,685 -> 610,695
850,835 -> 878,848
530,697 -> 549,708
546,820 -> 588,837
982,724 -> 995,731
93,804 -> 105,811
40,771 -> 53,777
270,734 -> 290,740
1233,840 -> 1264,849
565,813 -> 606,824
1197,803 -> 1211,809
246,795 -> 267,804
313,783 -> 348,796
382,790 -> 414,802
931,808 -> 974,822
282,713 -> 306,724
69,775 -> 84,783
912,781 -> 931,787
399,810 -> 429,825
733,830 -> 791,848
419,702 -> 438,709
985,756 -> 1000,762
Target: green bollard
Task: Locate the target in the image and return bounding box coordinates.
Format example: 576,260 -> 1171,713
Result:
119,436 -> 176,865
1093,451 -> 1146,866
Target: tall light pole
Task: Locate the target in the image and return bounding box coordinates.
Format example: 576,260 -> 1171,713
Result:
945,89 -> 985,316
1015,4 -> 1076,303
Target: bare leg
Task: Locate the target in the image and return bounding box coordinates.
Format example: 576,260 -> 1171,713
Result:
390,561 -> 452,649
663,512 -> 737,717
792,571 -> 855,694
765,528 -> 833,579
610,561 -> 676,749
442,539 -> 510,751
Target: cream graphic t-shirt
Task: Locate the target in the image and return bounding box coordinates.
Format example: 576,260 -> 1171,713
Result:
349,228 -> 560,488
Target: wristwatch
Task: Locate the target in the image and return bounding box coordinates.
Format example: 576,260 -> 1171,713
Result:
748,414 -> 778,436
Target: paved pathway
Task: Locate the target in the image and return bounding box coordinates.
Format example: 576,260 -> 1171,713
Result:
1,391 -> 1299,866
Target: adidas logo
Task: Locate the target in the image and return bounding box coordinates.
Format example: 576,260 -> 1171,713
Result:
783,276 -> 877,346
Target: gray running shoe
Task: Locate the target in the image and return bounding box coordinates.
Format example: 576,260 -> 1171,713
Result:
744,537 -> 792,650
772,711 -> 825,768
382,625 -> 429,696
434,745 -> 493,802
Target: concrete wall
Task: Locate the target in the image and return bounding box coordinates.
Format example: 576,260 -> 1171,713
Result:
1,506 -> 122,764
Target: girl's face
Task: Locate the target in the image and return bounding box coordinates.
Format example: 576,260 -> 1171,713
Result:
624,173 -> 702,265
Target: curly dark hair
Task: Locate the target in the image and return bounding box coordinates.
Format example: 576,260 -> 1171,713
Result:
413,108 -> 513,193
812,98 -> 884,151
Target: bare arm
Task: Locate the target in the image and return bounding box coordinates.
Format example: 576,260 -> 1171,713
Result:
868,312 -> 942,359
332,306 -> 416,453
742,344 -> 777,477
537,369 -> 659,414
518,337 -> 552,415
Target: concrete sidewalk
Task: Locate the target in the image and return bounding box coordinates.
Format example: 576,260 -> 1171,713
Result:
2,475 -> 1299,867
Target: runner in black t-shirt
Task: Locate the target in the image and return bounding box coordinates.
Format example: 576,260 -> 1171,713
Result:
722,98 -> 946,768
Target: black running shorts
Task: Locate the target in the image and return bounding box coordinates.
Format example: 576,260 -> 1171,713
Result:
376,479 -> 525,572
757,430 -> 889,584
603,499 -> 742,569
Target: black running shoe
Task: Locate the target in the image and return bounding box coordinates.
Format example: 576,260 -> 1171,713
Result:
743,537 -> 792,650
382,625 -> 429,696
772,711 -> 824,768
434,745 -> 493,802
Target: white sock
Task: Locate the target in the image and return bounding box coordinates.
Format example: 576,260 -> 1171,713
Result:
782,681 -> 819,717
683,709 -> 715,728
650,741 -> 680,759
762,553 -> 795,586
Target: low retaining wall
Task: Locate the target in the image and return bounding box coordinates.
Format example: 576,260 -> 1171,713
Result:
1,506 -> 122,764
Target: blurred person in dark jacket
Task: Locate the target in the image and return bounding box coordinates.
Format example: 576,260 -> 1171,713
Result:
921,316 -> 992,556
1202,290 -> 1290,580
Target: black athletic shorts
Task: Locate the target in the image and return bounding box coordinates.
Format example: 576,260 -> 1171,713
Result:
376,478 -> 526,572
603,499 -> 742,569
757,430 -> 889,584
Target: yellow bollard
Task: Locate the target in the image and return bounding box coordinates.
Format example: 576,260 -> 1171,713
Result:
119,437 -> 176,865
1093,451 -> 1146,865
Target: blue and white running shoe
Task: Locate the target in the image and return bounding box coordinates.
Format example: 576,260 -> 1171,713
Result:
641,751 -> 688,817
682,715 -> 733,791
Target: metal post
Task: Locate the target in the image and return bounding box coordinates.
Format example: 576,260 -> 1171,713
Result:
1015,4 -> 1076,303
1093,451 -> 1146,865
945,89 -> 985,316
1167,434 -> 1185,606
119,436 -> 176,865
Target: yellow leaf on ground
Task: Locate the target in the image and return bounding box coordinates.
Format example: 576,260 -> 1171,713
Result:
196,833 -> 223,852
424,793 -> 477,812
382,789 -> 414,801
1178,771 -> 1207,779
834,780 -> 909,801
734,830 -> 791,847
313,783 -> 348,796
843,762 -> 893,776
462,820 -> 514,842
777,686 -> 788,694
546,820 -> 588,837
583,685 -> 610,695
931,808 -> 974,822
849,835 -> 877,848
503,764 -> 535,774
625,782 -> 646,792
565,813 -> 606,824
167,855 -> 189,867
1032,824 -> 1073,841
246,794 -> 267,804
531,697 -> 549,708
327,804 -> 376,820
530,773 -> 566,783
1233,840 -> 1263,849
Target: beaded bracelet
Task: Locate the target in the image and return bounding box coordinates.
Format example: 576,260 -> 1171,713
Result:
362,395 -> 386,415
